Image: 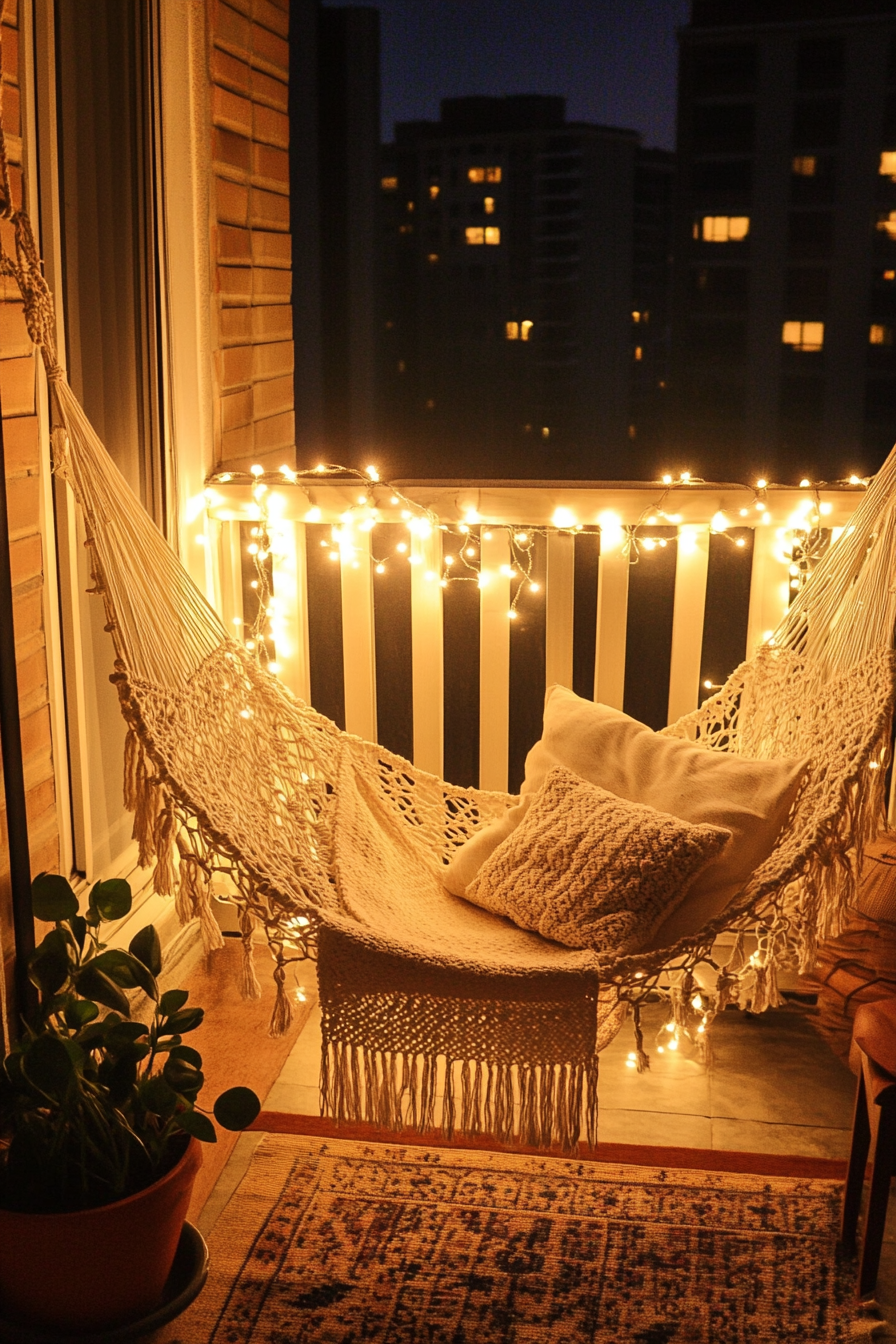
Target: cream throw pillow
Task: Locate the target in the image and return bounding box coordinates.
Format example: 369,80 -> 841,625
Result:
444,685 -> 807,946
524,686 -> 808,946
443,795 -> 531,897
464,767 -> 732,954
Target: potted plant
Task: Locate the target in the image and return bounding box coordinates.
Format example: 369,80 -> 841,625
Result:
0,872 -> 260,1334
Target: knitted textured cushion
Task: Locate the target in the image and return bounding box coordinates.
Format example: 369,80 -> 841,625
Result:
523,687 -> 808,947
462,767 -> 732,954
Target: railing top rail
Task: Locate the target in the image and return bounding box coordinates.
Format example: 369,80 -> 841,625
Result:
202,475 -> 866,530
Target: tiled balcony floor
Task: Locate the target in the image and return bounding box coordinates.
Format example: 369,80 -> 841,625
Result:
198,978 -> 896,1334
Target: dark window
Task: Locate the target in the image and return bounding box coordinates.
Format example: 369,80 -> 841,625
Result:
540,198 -> 581,217
788,212 -> 834,258
866,377 -> 896,420
689,266 -> 749,311
785,267 -> 829,310
691,43 -> 758,98
540,156 -> 583,175
790,153 -> 836,204
780,375 -> 825,422
796,38 -> 845,92
691,159 -> 753,192
686,317 -> 747,362
692,103 -> 755,154
884,93 -> 896,143
537,240 -> 580,258
888,36 -> 896,85
792,99 -> 841,150
680,374 -> 746,418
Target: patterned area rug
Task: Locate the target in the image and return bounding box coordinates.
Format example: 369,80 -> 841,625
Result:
157,1134 -> 870,1344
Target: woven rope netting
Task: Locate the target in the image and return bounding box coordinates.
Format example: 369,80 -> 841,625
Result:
3,101 -> 895,1146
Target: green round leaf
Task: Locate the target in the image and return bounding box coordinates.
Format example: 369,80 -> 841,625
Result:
90,949 -> 158,1001
73,964 -> 131,1017
28,929 -> 73,997
176,1107 -> 217,1143
31,874 -> 79,924
162,1007 -> 204,1035
64,999 -> 99,1030
89,878 -> 132,923
214,1086 -> 261,1132
169,1044 -> 203,1069
21,1034 -> 74,1096
129,925 -> 162,979
159,988 -> 189,1016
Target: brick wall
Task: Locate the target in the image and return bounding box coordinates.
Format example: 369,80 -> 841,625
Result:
210,0 -> 295,472
0,0 -> 59,1030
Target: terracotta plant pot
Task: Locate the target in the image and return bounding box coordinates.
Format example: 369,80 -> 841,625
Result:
0,1136 -> 202,1333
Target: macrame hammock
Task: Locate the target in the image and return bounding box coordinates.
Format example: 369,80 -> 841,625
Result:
4,146 -> 895,1153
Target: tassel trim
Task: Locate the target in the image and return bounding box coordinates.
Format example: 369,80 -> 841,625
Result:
320,1042 -> 599,1153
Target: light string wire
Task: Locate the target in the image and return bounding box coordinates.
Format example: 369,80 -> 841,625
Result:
205,461 -> 869,665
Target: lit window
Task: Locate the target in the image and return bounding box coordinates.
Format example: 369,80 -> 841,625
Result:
634,346 -> 643,361
381,176 -> 398,190
632,311 -> 641,323
485,226 -> 500,245
484,196 -> 496,215
877,211 -> 896,241
541,426 -> 550,438
880,151 -> 896,178
782,320 -> 824,351
792,156 -> 816,177
466,227 -> 485,245
399,223 -> 413,234
406,201 -> 414,212
870,324 -> 894,345
884,270 -> 896,281
427,253 -> 439,264
429,184 -> 440,199
695,216 -> 750,242
521,320 -> 533,341
468,166 -> 502,183
505,321 -> 519,339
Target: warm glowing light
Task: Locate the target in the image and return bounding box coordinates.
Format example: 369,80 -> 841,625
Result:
530,582 -> 540,592
756,478 -> 767,490
661,473 -> 673,484
484,196 -> 495,214
468,166 -> 502,183
521,320 -> 533,341
250,464 -> 264,477
507,609 -> 517,619
464,508 -> 481,524
195,534 -> 207,545
849,474 -> 861,485
643,538 -> 656,551
698,215 -> 750,242
268,661 -> 281,674
792,155 -> 816,177
500,564 -> 515,578
304,506 -> 322,523
514,532 -> 528,544
680,470 -> 691,482
444,555 -> 455,566
396,541 -> 408,553
736,537 -> 746,547
505,321 -> 519,340
819,501 -> 833,515
782,320 -> 824,351
881,151 -> 896,177
375,563 -> 385,574
711,511 -> 729,532
552,507 -> 576,528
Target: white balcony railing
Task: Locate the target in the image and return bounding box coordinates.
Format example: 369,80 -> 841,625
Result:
200,474 -> 865,794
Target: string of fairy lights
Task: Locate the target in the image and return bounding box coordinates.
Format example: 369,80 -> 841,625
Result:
202,460 -> 868,674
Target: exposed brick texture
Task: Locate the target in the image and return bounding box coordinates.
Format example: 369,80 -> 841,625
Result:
0,5 -> 58,1035
209,0 -> 294,470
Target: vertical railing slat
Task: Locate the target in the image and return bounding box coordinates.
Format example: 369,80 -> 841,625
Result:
666,525 -> 710,725
746,525 -> 788,660
545,532 -> 575,691
270,521 -> 311,702
594,543 -> 629,709
479,530 -> 511,791
411,528 -> 443,775
340,525 -> 377,741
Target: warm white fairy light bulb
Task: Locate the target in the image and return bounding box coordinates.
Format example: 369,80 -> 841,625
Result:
250,464 -> 264,477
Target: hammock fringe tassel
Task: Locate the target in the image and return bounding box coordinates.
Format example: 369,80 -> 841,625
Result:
321,1041 -> 599,1152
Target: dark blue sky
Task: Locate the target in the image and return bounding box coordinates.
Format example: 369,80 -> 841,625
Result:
327,1 -> 691,150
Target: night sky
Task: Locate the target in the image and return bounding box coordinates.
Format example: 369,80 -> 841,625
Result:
324,0 -> 690,149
